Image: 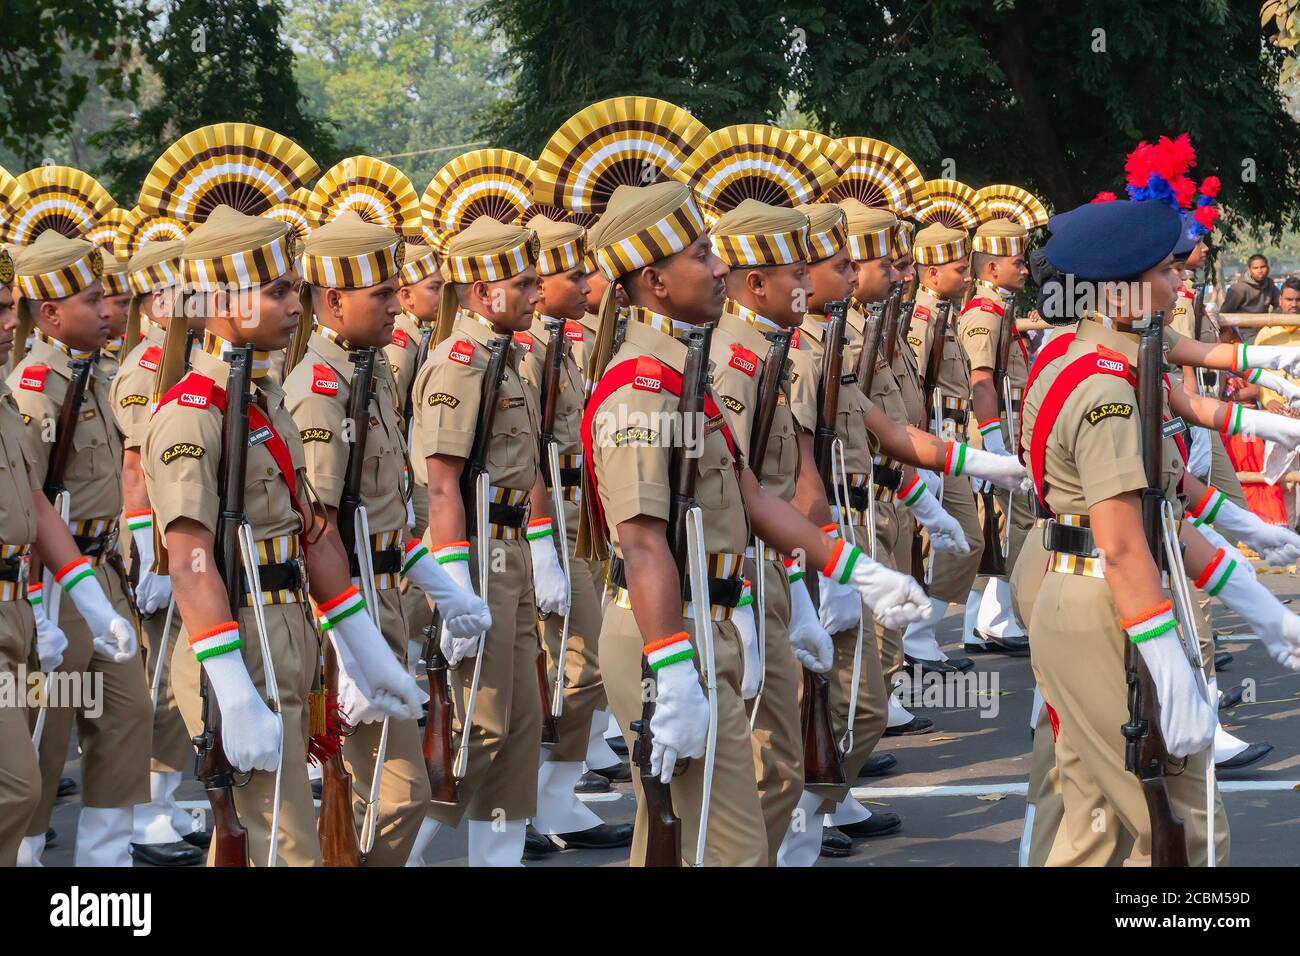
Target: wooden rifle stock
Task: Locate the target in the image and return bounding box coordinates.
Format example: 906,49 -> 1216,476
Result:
535,318 -> 567,747
421,621 -> 459,804
403,326 -> 434,428
1126,310 -> 1189,867
202,345 -> 255,867
42,355 -> 92,504
854,287 -> 895,403
460,334 -> 512,536
884,299 -> 913,367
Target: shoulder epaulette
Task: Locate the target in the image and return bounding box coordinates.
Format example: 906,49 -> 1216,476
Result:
154,371 -> 218,417
564,321 -> 584,342
632,355 -> 663,392
728,343 -> 759,377
391,328 -> 409,349
961,296 -> 1004,317
138,346 -> 162,373
449,339 -> 475,366
18,366 -> 49,392
311,363 -> 340,396
513,331 -> 534,352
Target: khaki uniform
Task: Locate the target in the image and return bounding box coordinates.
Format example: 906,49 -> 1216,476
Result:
108,321 -> 192,774
284,328 -> 432,866
710,303 -> 803,863
908,286 -> 983,600
144,341 -> 321,866
1023,317 -> 1226,866
589,311 -> 765,866
385,311 -> 433,416
411,310 -> 543,827
517,315 -> 607,761
790,315 -> 889,806
12,334 -> 151,838
0,381 -> 42,865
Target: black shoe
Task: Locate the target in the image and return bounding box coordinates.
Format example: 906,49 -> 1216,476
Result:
181,829 -> 212,850
858,753 -> 897,778
1214,650 -> 1233,670
884,716 -> 934,736
45,828 -> 56,848
949,656 -> 975,673
590,761 -> 632,784
836,812 -> 902,839
552,823 -> 634,850
130,840 -> 204,867
964,630 -> 1030,656
905,654 -> 960,676
523,825 -> 558,860
1219,684 -> 1246,711
574,770 -> 612,794
607,736 -> 628,757
1216,741 -> 1273,771
311,778 -> 323,801
56,776 -> 78,798
819,826 -> 853,857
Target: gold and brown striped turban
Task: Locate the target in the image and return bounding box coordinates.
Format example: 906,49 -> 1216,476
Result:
299,211 -> 403,289
181,204 -> 296,291
840,199 -> 897,261
127,239 -> 185,295
797,203 -> 848,263
13,232 -> 102,300
587,181 -> 706,280
709,199 -> 810,268
914,223 -> 968,266
530,216 -> 587,276
399,242 -> 439,287
443,216 -> 539,284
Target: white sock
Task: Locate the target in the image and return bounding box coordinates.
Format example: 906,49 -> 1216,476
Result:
132,770 -> 185,845
533,759 -> 602,835
826,794 -> 871,826
17,834 -> 44,867
776,790 -> 824,868
1019,802 -> 1036,868
887,694 -> 915,728
584,709 -> 620,771
902,597 -> 949,661
404,816 -> 442,867
75,807 -> 134,867
468,818 -> 525,867
961,588 -> 981,644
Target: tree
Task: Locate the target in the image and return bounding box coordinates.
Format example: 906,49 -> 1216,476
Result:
284,0 -> 502,188
0,0 -> 144,167
91,0 -> 338,200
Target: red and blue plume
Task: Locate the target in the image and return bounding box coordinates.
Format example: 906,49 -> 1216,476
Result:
1187,176 -> 1220,239
1124,133 -> 1198,210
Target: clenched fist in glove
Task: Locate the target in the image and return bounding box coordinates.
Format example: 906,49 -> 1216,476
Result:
126,510 -> 172,615
785,562 -> 833,673
319,585 -> 425,721
1194,545 -> 1300,670
732,587 -> 762,699
27,584 -> 67,672
644,633 -> 710,783
189,622 -> 283,773
824,539 -> 931,631
899,474 -> 969,554
1123,602 -> 1216,758
945,441 -> 1031,494
403,540 -> 492,643
57,557 -> 138,663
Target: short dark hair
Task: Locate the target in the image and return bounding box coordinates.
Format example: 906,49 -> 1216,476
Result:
1249,254 -> 1270,267
1281,276 -> 1300,296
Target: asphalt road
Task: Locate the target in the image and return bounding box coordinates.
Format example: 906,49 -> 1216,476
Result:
38,566 -> 1300,867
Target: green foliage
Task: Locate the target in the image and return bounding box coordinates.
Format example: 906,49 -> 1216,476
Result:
90,0 -> 338,200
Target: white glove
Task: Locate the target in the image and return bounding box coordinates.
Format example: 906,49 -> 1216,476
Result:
1243,344 -> 1300,379
826,540 -> 931,630
786,568 -> 833,673
129,519 -> 172,615
1193,523 -> 1256,581
58,559 -> 138,663
527,521 -> 570,616
957,443 -> 1031,494
1186,426 -> 1212,481
336,659 -> 389,725
646,645 -> 710,783
817,574 -> 862,634
732,591 -> 761,699
917,468 -> 941,491
1134,632 -> 1216,758
1200,548 -> 1300,669
979,422 -> 1007,457
320,587 -> 425,721
1233,405 -> 1300,451
902,476 -> 970,554
28,585 -> 66,672
1196,488 -> 1300,567
200,641 -> 283,773
402,541 -> 491,641
1247,369 -> 1300,409
439,556 -> 484,664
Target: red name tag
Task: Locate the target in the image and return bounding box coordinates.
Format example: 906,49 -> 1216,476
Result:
564,322 -> 584,342
19,366 -> 48,392
391,328 -> 409,348
914,305 -> 932,322
450,340 -> 474,366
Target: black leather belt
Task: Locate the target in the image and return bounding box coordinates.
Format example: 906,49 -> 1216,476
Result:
845,485 -> 871,512
558,466 -> 582,488
1042,520 -> 1095,557
488,502 -> 528,529
74,532 -> 118,557
608,557 -> 745,608
942,408 -> 969,427
348,545 -> 402,578
0,556 -> 21,582
240,560 -> 302,595
874,465 -> 903,492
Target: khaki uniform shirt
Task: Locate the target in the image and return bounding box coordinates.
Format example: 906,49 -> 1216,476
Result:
283,329 -> 409,536
1023,317 -> 1184,518
516,314 -> 585,504
0,382 -> 40,548
98,339 -> 124,380
957,282 -> 1029,389
109,320 -> 167,450
8,334 -> 123,526
588,309 -> 749,558
143,342 -> 308,543
570,311 -> 600,382
711,303 -> 799,502
410,310 -> 540,500
385,310 -> 432,421
908,285 -> 971,427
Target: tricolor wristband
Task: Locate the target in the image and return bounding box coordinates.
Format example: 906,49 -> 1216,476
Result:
402,539 -> 429,575
821,523 -> 839,540
978,418 -> 1000,438
27,583 -> 42,608
899,474 -> 926,507
1220,404 -> 1244,438
1246,368 -> 1265,385
125,509 -> 152,533
317,584 -> 368,631
736,579 -> 753,609
433,541 -> 470,565
1232,344 -> 1249,373
1187,485 -> 1227,528
526,518 -> 554,542
1120,599 -> 1178,645
55,557 -> 95,593
190,621 -> 242,662
822,539 -> 862,585
944,441 -> 968,477
644,631 -> 694,672
784,558 -> 804,584
1193,548 -> 1238,597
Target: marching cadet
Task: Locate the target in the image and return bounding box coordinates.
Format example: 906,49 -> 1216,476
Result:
109,238 -> 207,865
580,181 -> 933,866
143,205 -> 423,866
410,215 -> 570,866
9,231 -> 149,867
97,255 -> 131,379
514,215 -> 631,852
958,217 -> 1033,655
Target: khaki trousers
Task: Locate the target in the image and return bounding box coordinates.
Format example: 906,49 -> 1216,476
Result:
172,601 -> 321,866
746,557 -> 802,865
139,608 -> 193,772
0,601 -> 39,865
430,537 -> 541,826
27,561 -> 150,836
875,502 -> 907,682
927,473 -> 983,603
600,602 -> 766,866
340,586 -> 431,866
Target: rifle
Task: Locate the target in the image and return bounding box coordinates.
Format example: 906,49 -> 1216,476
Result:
404,325 -> 434,445
854,288 -> 895,402
978,297 -> 1016,577
803,300 -> 849,787
535,317 -> 566,746
913,301 -> 953,588
884,298 -> 914,367
199,345 -> 255,867
1126,310 -> 1190,867
317,347 -> 377,867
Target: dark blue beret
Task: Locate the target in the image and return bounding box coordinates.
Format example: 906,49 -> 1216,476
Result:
1044,200 -> 1181,280
1171,211 -> 1199,258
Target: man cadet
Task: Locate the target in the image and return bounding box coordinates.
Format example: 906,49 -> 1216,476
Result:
144,205 -> 423,866
514,215 -> 631,853
109,238 -> 206,865
410,215 -> 569,867
581,181 -> 932,866
285,213 -> 487,865
9,231 -> 148,867
901,222 -> 983,673
957,218 -> 1033,656
704,199 -> 836,864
